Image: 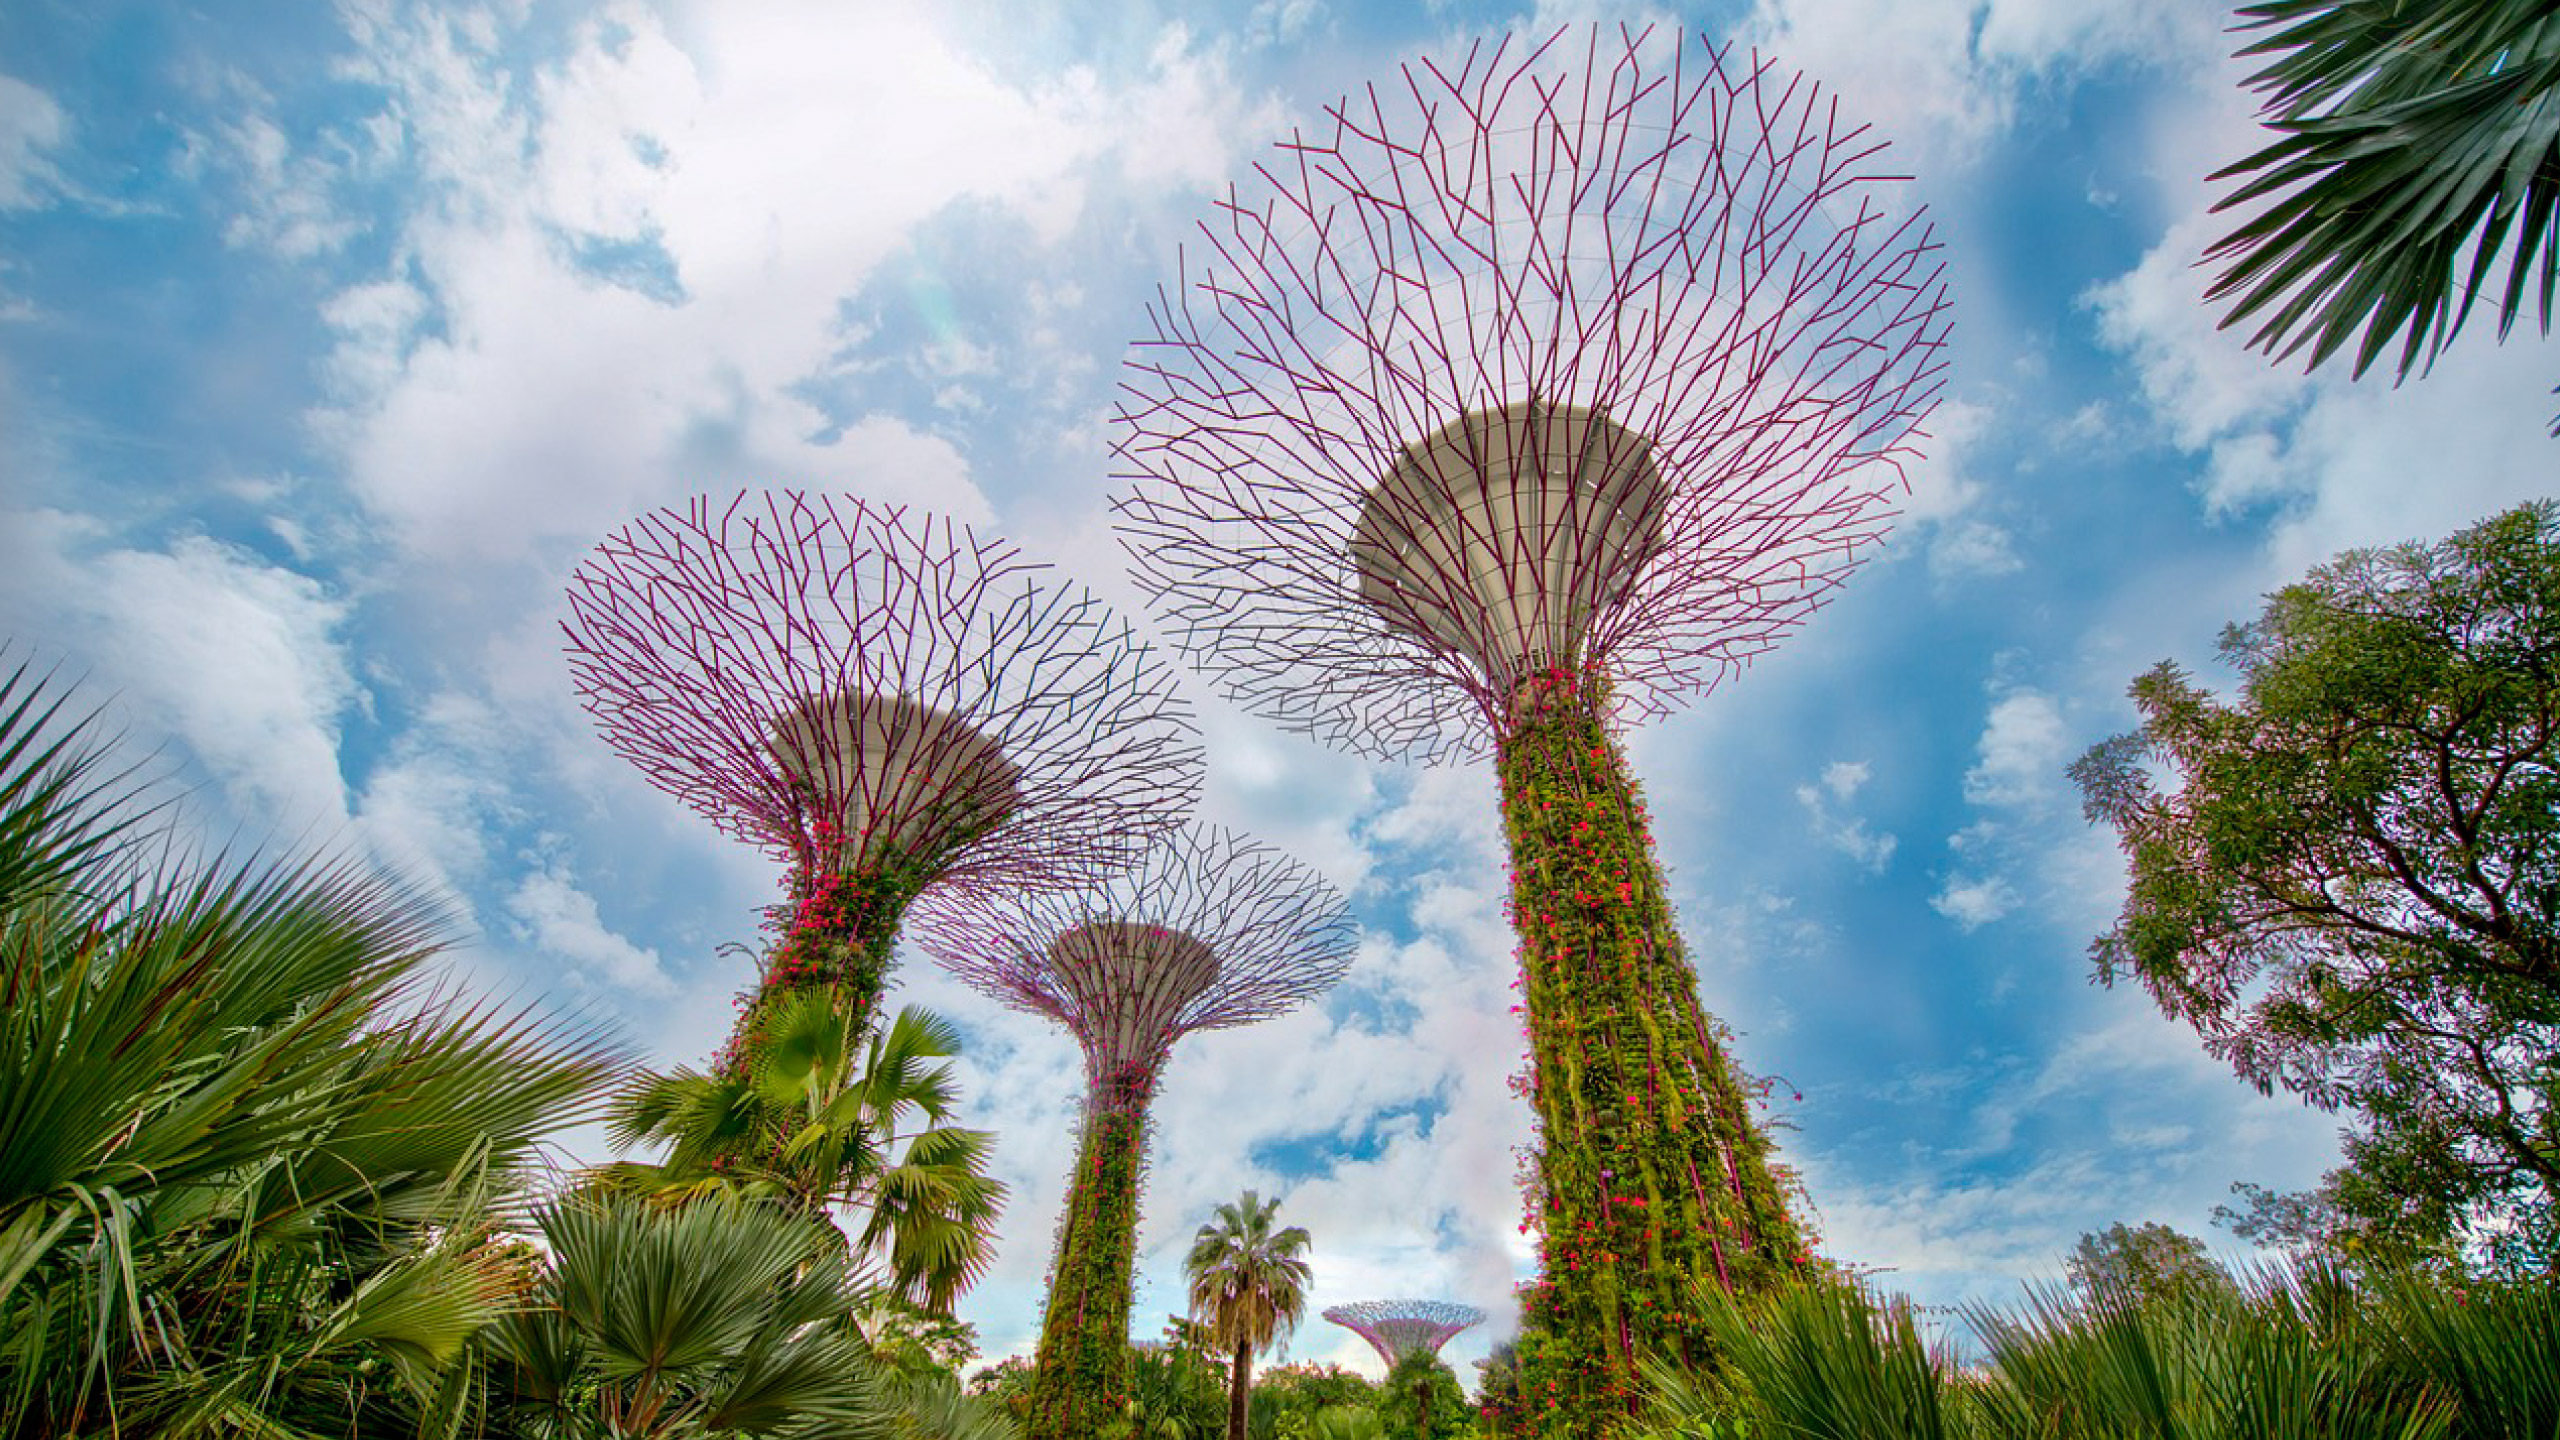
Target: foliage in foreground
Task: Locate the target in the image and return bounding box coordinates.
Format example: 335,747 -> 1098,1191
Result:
596,991 -> 1008,1313
2202,0 -> 2559,400
0,658 -> 624,1436
1637,1264 -> 2556,1440
483,1192 -> 888,1438
2076,501 -> 2560,1269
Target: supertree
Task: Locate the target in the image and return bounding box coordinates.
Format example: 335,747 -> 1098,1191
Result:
1324,1300 -> 1486,1372
912,826 -> 1357,1440
561,491 -> 1202,1061
1326,1300 -> 1485,1438
1111,25 -> 1951,1434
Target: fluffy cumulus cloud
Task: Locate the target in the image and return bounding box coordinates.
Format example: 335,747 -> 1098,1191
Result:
0,518 -> 360,834
1737,0 -> 2226,165
1797,758 -> 1898,873
507,857 -> 677,996
1962,690 -> 2067,809
269,0 -> 1286,568
0,72 -> 68,212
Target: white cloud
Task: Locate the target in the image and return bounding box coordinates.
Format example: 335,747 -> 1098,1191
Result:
1736,0 -> 2226,166
1796,758 -> 1898,873
2086,42 -> 2560,574
0,520 -> 361,836
506,857 -> 677,995
1931,873 -> 2017,930
219,112 -> 366,258
292,2 -> 1283,566
0,73 -> 66,210
1804,1003 -> 2340,1313
1962,689 -> 2067,809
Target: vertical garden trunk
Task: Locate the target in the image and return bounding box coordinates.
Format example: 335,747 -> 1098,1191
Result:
1024,1069 -> 1155,1440
1494,667 -> 1809,1437
717,857 -> 918,1075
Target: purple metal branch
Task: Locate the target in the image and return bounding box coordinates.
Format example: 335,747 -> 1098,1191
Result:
1323,1299 -> 1486,1369
562,491 -> 1202,896
1112,25 -> 1953,761
911,824 -> 1356,1093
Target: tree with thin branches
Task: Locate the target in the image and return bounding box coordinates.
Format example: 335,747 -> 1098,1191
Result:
1186,1190 -> 1315,1440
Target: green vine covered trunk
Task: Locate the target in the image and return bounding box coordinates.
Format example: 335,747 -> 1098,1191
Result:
1495,667 -> 1809,1437
1024,1067 -> 1155,1440
718,860 -> 918,1075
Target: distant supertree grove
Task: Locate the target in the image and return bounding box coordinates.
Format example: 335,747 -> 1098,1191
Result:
1113,26 -> 1950,1433
914,826 -> 1356,1440
562,492 -> 1201,1058
1323,1299 -> 1487,1371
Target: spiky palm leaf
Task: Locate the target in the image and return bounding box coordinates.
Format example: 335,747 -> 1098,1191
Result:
602,996 -> 1006,1313
0,659 -> 625,1436
1677,1278 -> 1952,1440
488,1192 -> 893,1438
2204,0 -> 2560,389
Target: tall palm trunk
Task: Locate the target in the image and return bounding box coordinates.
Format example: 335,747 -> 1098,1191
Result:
1228,1338 -> 1253,1440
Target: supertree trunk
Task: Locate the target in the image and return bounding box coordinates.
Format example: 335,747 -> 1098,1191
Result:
717,832 -> 925,1072
1496,666 -> 1806,1433
1024,1067 -> 1154,1440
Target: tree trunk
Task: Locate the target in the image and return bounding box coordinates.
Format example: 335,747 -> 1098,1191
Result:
1227,1338 -> 1253,1440
1494,666 -> 1811,1436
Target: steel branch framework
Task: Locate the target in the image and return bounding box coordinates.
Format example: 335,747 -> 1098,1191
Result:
1113,26 -> 1952,761
562,492 -> 1201,897
914,824 -> 1357,1100
1108,26 -> 1951,1432
913,825 -> 1355,1440
1323,1299 -> 1486,1370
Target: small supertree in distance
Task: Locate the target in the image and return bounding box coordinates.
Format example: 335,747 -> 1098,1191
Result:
913,826 -> 1357,1440
562,491 -> 1202,1063
1325,1300 -> 1485,1438
1112,25 -> 1951,1435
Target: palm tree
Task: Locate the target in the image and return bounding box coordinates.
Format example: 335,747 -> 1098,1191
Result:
598,994 -> 1007,1313
482,1191 -> 894,1438
1183,1190 -> 1314,1440
2204,0 -> 2559,399
0,656 -> 624,1435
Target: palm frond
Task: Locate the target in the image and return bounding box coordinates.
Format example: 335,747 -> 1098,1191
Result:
2205,0 -> 2560,382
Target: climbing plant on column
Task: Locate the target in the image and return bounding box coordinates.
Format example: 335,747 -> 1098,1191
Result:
916,826 -> 1355,1440
1112,26 -> 1949,1434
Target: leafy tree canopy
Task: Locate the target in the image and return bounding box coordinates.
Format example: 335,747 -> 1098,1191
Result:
2075,501 -> 2560,1270
1378,1352 -> 1469,1440
2064,1222 -> 2237,1307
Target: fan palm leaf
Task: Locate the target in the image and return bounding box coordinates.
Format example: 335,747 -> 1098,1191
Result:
0,659 -> 625,1436
1184,1190 -> 1313,1440
487,1193 -> 892,1439
602,995 -> 1006,1314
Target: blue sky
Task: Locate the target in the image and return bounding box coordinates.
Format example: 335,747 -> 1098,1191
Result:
3,0 -> 2554,1384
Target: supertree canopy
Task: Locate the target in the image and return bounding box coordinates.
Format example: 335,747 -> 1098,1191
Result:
914,826 -> 1356,1440
1112,26 -> 1950,1435
562,491 -> 1202,1056
1323,1299 -> 1486,1370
